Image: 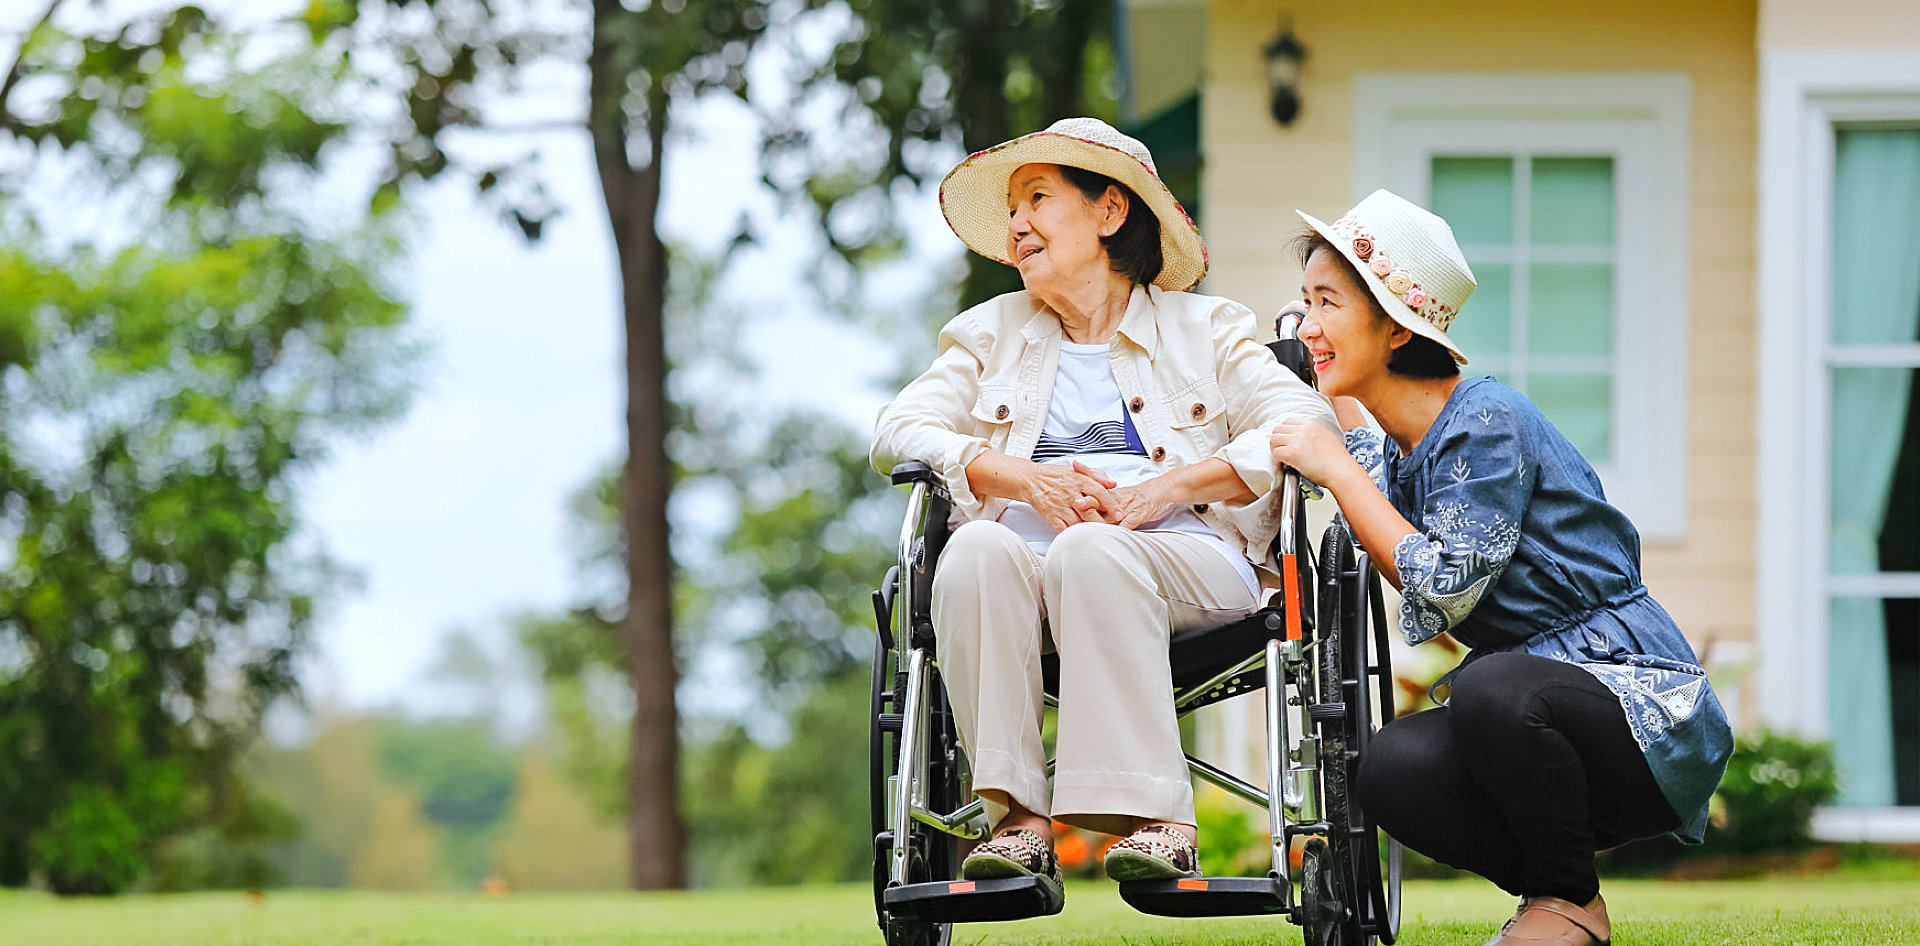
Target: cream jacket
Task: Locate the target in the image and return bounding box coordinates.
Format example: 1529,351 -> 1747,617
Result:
870,285 -> 1338,574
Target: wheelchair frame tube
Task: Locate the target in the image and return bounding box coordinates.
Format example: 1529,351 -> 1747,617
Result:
1278,472 -> 1304,642
1187,754 -> 1270,808
890,647 -> 928,887
895,481 -> 927,643
1264,638 -> 1293,893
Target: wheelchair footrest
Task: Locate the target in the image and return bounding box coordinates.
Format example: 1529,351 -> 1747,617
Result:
882,875 -> 1065,923
1118,876 -> 1290,918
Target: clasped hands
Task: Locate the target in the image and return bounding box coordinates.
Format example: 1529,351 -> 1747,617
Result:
1021,460 -> 1174,533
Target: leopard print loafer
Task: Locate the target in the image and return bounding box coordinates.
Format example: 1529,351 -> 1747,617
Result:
961,827 -> 1063,888
1103,823 -> 1200,881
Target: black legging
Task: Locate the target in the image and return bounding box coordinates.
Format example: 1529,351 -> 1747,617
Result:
1355,651 -> 1678,905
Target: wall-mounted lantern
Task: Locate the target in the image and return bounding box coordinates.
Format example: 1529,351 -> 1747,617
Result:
1263,23 -> 1307,127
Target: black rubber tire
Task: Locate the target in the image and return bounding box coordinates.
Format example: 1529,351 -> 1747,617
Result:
1313,523 -> 1366,946
1300,836 -> 1342,946
1362,571 -> 1402,945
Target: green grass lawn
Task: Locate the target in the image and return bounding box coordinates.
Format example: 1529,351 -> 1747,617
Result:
2,875 -> 1917,946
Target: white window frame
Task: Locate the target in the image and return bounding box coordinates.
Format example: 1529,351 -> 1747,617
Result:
1353,74 -> 1692,544
1758,51 -> 1920,843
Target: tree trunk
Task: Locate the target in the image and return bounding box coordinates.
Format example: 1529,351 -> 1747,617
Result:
589,2 -> 685,891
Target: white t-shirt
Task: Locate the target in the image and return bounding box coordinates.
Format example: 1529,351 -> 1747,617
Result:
997,340 -> 1259,596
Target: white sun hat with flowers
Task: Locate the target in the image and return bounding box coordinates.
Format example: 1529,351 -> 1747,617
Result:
939,117 -> 1208,292
1297,189 -> 1477,364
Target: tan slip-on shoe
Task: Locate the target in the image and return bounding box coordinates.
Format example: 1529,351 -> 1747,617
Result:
961,827 -> 1063,888
1482,893 -> 1611,946
1103,824 -> 1201,881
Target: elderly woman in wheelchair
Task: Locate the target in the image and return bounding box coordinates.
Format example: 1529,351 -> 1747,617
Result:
1269,190 -> 1734,946
869,118 -> 1337,903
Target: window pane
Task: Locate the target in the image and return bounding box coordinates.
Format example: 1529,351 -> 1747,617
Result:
1449,261 -> 1512,358
1831,127 -> 1920,346
1531,372 -> 1612,463
1431,157 -> 1514,246
1527,263 -> 1613,357
1471,357 -> 1514,388
1530,157 -> 1614,247
1829,368 -> 1920,576
1828,596 -> 1919,807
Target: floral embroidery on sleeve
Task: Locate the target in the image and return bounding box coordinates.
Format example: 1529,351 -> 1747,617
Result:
1392,406 -> 1533,646
1344,427 -> 1387,492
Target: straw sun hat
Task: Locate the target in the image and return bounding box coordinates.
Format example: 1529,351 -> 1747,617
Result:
1297,189 -> 1477,364
938,117 -> 1208,292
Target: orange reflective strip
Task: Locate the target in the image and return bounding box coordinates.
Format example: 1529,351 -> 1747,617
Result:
947,881 -> 976,894
1281,553 -> 1303,641
1177,879 -> 1209,891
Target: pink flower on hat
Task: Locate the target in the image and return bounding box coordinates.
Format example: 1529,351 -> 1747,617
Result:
1369,254 -> 1393,278
1404,287 -> 1429,308
1351,236 -> 1375,260
1384,271 -> 1414,295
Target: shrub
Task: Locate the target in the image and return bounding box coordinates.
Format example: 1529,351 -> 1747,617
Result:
1195,785 -> 1269,878
1708,730 -> 1839,853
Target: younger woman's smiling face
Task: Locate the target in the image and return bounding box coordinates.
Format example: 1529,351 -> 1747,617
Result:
1298,244 -> 1412,400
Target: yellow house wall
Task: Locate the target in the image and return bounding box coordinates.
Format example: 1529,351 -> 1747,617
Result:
1200,1 -> 1760,672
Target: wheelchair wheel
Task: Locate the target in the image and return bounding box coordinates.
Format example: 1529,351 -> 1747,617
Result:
1308,523 -> 1401,946
869,634 -> 962,946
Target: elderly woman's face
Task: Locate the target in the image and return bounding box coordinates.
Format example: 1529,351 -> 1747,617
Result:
1005,163 -> 1124,293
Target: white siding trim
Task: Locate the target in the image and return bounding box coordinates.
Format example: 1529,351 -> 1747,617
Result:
1810,807 -> 1920,844
1756,51 -> 1920,738
1757,49 -> 1920,834
1352,74 -> 1692,543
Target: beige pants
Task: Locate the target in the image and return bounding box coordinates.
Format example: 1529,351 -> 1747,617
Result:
930,520 -> 1259,836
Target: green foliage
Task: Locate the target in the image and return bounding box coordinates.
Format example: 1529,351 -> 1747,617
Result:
249,716 -> 448,891
1192,786 -> 1267,879
0,0 -> 577,893
776,0 -> 1118,307
375,717 -> 518,885
680,671 -> 871,886
1709,730 -> 1840,854
493,748 -> 626,891
378,720 -> 517,833
146,779 -> 300,892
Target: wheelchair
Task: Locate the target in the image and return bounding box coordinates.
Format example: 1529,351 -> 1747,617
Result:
866,315 -> 1403,946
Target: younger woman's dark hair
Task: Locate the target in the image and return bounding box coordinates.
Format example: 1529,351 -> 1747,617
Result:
1290,228 -> 1460,378
1059,165 -> 1164,287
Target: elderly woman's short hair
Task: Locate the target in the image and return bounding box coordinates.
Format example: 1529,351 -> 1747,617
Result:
1060,165 -> 1164,288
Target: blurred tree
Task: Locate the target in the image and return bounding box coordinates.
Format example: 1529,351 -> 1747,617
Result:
376,717 -> 516,885
494,748 -> 626,891
0,0 -> 566,893
0,6 -> 421,894
578,0 -> 781,890
145,778 -> 300,892
775,0 -> 1120,309
250,715 -> 444,890
517,247 -> 899,885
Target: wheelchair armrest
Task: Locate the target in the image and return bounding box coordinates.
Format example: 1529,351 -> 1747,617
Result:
890,460 -> 943,488
887,462 -> 953,652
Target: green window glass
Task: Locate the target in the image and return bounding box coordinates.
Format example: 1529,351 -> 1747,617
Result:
1429,154 -> 1617,463
1825,126 -> 1920,808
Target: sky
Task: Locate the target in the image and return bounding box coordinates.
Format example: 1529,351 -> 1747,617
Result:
2,1 -> 960,719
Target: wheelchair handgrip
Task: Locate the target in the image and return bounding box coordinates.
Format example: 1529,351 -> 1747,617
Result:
1268,338 -> 1315,388
1270,304 -> 1316,389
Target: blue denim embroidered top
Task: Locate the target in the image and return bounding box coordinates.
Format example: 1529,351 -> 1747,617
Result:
1345,377 -> 1733,843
